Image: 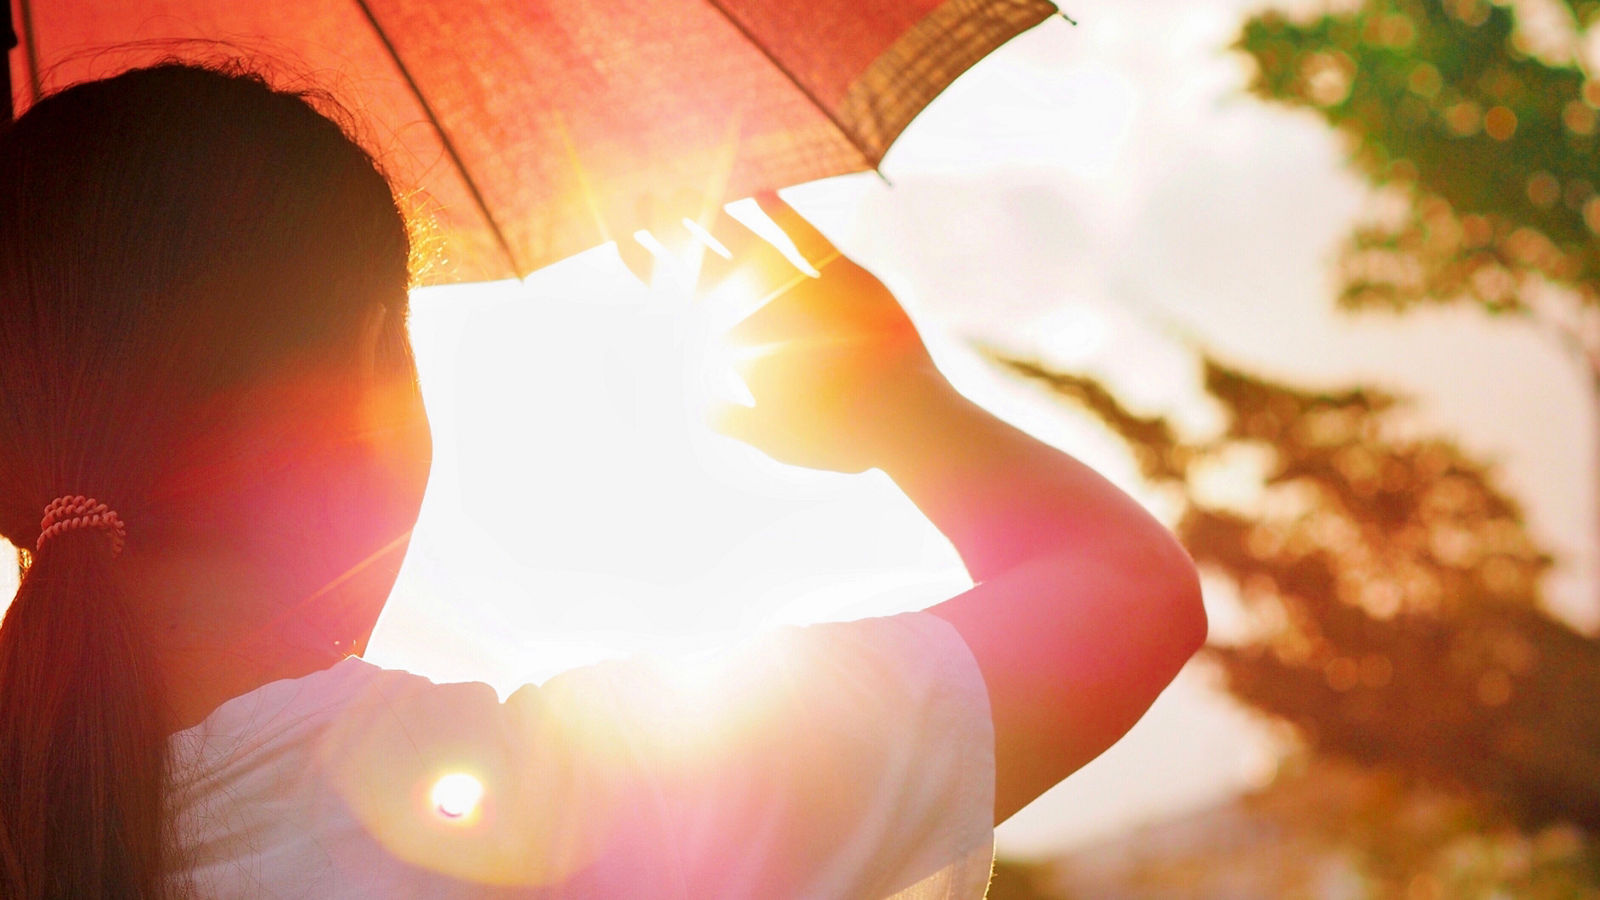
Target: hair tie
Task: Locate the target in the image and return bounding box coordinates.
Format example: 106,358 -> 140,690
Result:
37,495 -> 127,557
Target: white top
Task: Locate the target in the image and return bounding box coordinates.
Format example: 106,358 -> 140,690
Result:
167,610 -> 996,898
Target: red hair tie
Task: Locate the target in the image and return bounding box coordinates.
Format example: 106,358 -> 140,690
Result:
37,495 -> 127,557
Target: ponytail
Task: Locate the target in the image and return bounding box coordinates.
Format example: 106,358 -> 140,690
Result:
0,520 -> 172,897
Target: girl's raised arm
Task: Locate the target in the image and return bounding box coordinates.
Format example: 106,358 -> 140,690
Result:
873,370 -> 1206,824
663,191 -> 1208,825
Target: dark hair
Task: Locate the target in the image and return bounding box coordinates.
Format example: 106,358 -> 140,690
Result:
0,60 -> 415,897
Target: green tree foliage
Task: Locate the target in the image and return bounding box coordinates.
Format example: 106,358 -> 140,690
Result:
1237,0 -> 1600,369
990,351 -> 1600,832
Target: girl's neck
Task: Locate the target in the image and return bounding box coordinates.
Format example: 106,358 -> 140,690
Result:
123,543 -> 392,735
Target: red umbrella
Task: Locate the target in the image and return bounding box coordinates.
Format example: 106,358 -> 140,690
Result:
4,0 -> 1066,284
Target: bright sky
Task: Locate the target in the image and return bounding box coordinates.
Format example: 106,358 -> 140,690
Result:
3,0 -> 1592,860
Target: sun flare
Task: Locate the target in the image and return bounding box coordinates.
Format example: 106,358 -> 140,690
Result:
430,772 -> 485,821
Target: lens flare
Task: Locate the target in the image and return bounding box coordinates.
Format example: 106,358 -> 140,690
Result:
430,772 -> 484,821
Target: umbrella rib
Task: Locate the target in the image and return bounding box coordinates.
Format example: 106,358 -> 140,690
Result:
699,0 -> 891,186
350,0 -> 526,278
18,0 -> 40,102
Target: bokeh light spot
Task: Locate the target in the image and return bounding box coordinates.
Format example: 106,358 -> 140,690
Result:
431,772 -> 484,821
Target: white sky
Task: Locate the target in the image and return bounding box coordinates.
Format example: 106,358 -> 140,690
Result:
3,0 -> 1591,860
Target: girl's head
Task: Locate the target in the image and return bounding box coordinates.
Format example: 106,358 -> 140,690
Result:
0,60 -> 430,895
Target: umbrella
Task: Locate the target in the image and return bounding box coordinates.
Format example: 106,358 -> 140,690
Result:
4,0 -> 1066,284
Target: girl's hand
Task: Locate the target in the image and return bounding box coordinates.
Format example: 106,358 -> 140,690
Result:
618,190 -> 950,474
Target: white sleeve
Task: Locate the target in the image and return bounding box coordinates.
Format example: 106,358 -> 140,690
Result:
525,610 -> 997,899
296,611 -> 993,897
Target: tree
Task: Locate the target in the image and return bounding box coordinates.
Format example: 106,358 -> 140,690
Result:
1234,0 -> 1600,566
989,348 -> 1600,831
973,2 -> 1600,892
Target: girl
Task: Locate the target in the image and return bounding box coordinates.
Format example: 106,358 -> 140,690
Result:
0,61 -> 1204,897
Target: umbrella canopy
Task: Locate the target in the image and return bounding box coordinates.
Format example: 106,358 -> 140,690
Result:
5,0 -> 1063,284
